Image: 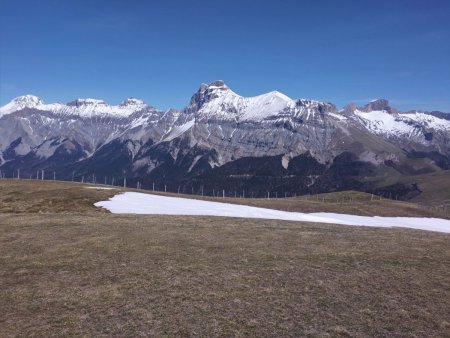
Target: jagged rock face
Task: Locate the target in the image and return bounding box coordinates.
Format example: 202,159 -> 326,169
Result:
180,82 -> 341,166
0,81 -> 449,197
361,99 -> 393,113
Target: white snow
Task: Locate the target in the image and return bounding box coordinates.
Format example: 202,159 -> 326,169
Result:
354,110 -> 412,136
0,95 -> 44,116
0,95 -> 149,118
195,84 -> 295,122
354,109 -> 450,136
242,91 -> 294,121
328,112 -> 347,121
410,111 -> 450,130
95,192 -> 450,234
162,119 -> 195,142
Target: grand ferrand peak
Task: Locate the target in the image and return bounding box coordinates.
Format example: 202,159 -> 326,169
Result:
184,80 -> 232,113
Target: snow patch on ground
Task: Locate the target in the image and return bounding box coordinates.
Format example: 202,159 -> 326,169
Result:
95,192 -> 450,233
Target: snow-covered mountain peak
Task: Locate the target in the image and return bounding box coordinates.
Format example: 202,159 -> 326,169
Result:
201,80 -> 232,98
0,94 -> 152,119
195,80 -> 230,96
0,94 -> 45,116
184,80 -> 236,114
119,98 -> 146,107
187,83 -> 298,121
361,99 -> 392,113
13,94 -> 44,105
61,97 -> 150,117
200,80 -> 232,97
206,80 -> 228,89
268,90 -> 291,101
67,98 -> 108,107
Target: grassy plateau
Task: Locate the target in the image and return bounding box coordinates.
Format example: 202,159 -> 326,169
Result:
0,179 -> 449,337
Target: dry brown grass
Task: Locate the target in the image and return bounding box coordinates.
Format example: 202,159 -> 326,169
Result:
1,214 -> 449,337
0,179 -> 119,214
1,179 -> 450,337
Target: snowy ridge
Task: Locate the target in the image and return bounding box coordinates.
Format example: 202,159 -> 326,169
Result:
2,85 -> 448,129
190,81 -> 297,121
187,81 -> 341,126
408,111 -> 450,130
242,91 -> 295,120
0,95 -> 44,116
0,95 -> 149,118
354,109 -> 450,137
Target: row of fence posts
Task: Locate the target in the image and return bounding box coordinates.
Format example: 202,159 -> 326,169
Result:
0,170 -> 411,200
0,170 -> 449,215
0,170 -> 304,199
0,169 -> 58,181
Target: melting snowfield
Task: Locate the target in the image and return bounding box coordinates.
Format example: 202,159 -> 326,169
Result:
95,192 -> 450,234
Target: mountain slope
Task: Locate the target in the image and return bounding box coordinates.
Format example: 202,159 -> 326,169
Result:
1,81 -> 449,199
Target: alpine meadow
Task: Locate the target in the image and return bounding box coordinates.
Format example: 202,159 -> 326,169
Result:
1,0 -> 449,337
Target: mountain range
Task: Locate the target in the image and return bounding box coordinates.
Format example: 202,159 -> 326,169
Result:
1,80 -> 449,198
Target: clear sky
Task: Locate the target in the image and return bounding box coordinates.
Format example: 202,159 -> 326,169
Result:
1,0 -> 449,111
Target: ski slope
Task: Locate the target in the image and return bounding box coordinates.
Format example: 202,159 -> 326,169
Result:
95,192 -> 450,233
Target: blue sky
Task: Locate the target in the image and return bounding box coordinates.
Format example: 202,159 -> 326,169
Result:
1,0 -> 449,111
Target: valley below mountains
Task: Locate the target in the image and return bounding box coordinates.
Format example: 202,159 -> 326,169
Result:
1,80 -> 449,200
